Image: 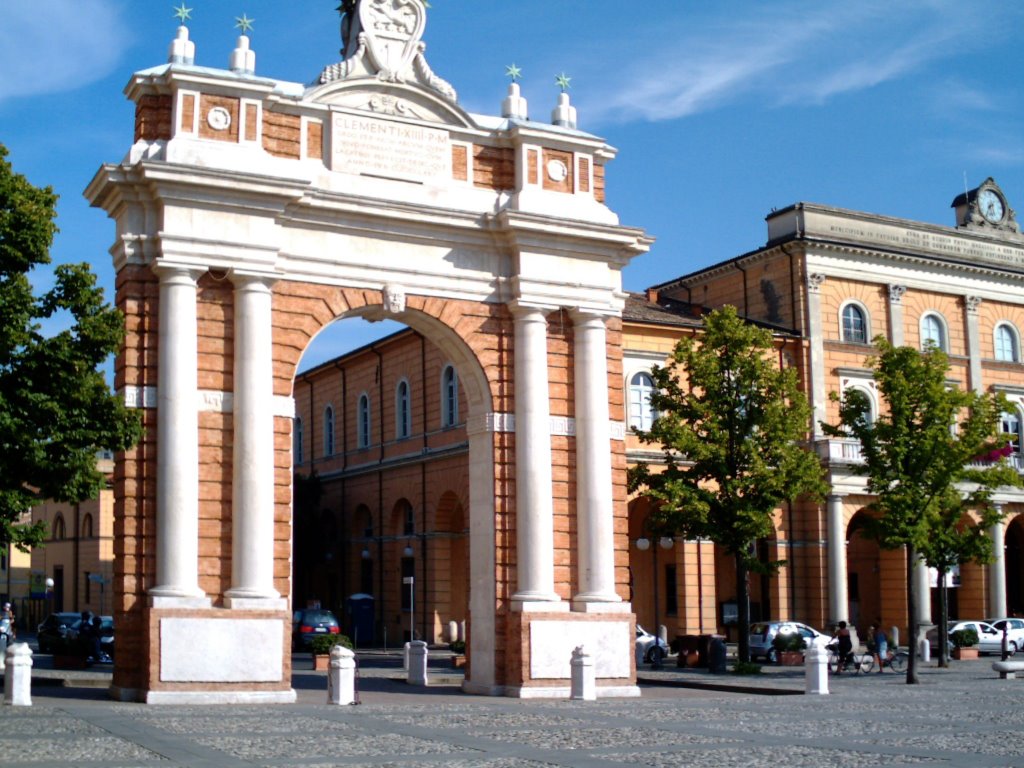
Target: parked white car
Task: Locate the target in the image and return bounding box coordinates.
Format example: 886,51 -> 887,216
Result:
929,620 -> 1007,654
985,618 -> 1024,655
749,621 -> 831,663
635,625 -> 670,664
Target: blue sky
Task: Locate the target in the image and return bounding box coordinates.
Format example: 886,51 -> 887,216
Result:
3,1 -> 1023,371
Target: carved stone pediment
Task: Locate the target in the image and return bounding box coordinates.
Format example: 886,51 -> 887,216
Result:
312,82 -> 472,127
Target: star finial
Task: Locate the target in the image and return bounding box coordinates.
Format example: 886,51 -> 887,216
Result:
173,3 -> 192,24
235,14 -> 255,34
555,73 -> 572,92
506,64 -> 523,83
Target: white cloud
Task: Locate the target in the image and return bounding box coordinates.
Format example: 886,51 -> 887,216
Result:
0,0 -> 128,103
582,0 -> 1006,125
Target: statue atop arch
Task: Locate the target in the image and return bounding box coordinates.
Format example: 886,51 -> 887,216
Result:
322,0 -> 456,103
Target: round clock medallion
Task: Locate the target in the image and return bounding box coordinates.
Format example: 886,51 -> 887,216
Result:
978,188 -> 1005,224
207,107 -> 232,132
546,159 -> 568,183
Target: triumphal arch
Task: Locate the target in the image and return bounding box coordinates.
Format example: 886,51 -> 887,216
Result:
87,1 -> 651,702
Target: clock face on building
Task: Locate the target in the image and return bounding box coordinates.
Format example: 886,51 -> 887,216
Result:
979,188 -> 1005,223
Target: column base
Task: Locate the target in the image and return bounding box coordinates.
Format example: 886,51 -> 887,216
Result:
571,598 -> 632,614
511,599 -> 570,613
224,595 -> 288,611
145,689 -> 297,705
148,594 -> 212,610
505,684 -> 641,699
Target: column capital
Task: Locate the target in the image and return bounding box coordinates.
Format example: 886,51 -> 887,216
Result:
965,295 -> 983,315
806,273 -> 826,293
567,308 -> 613,325
228,269 -> 280,290
152,262 -> 206,283
888,284 -> 907,304
508,300 -> 558,319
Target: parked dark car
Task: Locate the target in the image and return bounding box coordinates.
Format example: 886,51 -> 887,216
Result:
292,609 -> 341,650
66,615 -> 115,660
36,612 -> 82,654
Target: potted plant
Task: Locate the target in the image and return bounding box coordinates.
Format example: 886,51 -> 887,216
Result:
309,633 -> 353,671
951,627 -> 979,660
772,632 -> 806,666
449,640 -> 466,668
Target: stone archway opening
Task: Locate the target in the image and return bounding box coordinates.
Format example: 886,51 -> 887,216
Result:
847,511 -> 881,632
1007,515 -> 1024,616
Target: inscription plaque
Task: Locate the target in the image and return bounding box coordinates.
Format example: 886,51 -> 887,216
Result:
331,113 -> 450,182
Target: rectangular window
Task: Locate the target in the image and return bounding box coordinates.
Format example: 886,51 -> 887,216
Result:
664,564 -> 678,616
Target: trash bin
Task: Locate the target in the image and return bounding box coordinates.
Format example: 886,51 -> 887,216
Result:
346,593 -> 375,647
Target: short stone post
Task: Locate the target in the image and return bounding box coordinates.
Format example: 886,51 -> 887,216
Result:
0,633 -> 7,670
570,645 -> 596,701
804,643 -> 829,695
403,641 -> 411,671
3,643 -> 33,707
447,620 -> 459,644
918,635 -> 930,663
327,645 -> 356,705
407,640 -> 428,686
891,626 -> 899,649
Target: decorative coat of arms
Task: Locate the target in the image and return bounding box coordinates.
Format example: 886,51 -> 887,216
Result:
319,0 -> 457,104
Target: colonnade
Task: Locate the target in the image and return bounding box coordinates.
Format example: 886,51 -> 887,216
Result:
150,274 -> 621,614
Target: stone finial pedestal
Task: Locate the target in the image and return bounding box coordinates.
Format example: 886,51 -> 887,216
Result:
230,35 -> 256,75
3,643 -> 33,707
502,83 -> 528,120
327,645 -> 356,705
408,641 -> 428,686
168,26 -> 196,65
570,645 -> 596,700
805,643 -> 829,695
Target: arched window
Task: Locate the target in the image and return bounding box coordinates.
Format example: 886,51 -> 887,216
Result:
1001,410 -> 1022,454
53,514 -> 66,541
395,379 -> 411,440
847,385 -> 876,428
293,417 -> 304,464
358,394 -> 371,449
323,405 -> 335,456
841,303 -> 868,344
921,313 -> 947,351
628,372 -> 656,431
82,513 -> 94,539
996,324 -> 1020,363
441,365 -> 459,428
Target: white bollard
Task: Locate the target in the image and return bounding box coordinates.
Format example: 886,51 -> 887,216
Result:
407,640 -> 428,686
570,645 -> 596,701
447,620 -> 459,644
327,645 -> 356,705
804,643 -> 829,695
891,626 -> 899,649
459,620 -> 466,642
4,643 -> 33,707
403,641 -> 411,671
918,636 -> 930,662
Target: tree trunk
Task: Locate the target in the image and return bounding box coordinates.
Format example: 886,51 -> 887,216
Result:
736,552 -> 751,663
937,571 -> 949,668
905,544 -> 920,684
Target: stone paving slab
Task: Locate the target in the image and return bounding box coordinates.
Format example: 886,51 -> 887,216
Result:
3,657 -> 1023,768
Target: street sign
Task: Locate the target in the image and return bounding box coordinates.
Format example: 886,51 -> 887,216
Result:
402,577 -> 414,585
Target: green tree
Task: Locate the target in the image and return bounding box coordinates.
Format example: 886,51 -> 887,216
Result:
824,338 -> 1017,682
0,144 -> 141,549
628,306 -> 827,662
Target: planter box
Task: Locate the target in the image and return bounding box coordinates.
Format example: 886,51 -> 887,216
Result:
952,647 -> 979,660
312,654 -> 330,671
779,651 -> 805,666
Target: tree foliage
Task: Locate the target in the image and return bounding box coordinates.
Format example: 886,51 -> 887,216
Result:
823,337 -> 1018,679
628,306 -> 827,661
0,144 -> 141,549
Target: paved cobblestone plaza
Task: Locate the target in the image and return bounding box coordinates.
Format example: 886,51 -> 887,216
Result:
3,658 -> 1023,767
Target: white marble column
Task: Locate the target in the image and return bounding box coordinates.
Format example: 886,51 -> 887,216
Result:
510,304 -> 563,609
805,274 -> 827,438
914,555 -> 932,626
887,285 -> 906,347
989,513 -> 1007,619
226,272 -> 284,608
826,494 -> 849,624
150,264 -> 209,606
570,310 -> 622,610
965,296 -> 984,394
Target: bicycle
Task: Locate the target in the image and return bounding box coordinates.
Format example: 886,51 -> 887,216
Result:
826,643 -> 872,674
868,647 -> 908,673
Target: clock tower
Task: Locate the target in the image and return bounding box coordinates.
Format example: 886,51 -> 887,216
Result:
953,177 -> 1021,234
